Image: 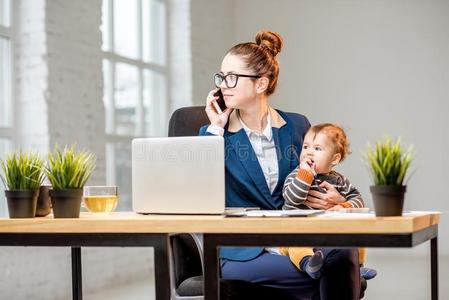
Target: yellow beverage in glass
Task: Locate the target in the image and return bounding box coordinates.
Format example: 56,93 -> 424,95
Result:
83,186 -> 118,214
84,195 -> 118,213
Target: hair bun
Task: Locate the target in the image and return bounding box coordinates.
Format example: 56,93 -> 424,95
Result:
255,30 -> 284,57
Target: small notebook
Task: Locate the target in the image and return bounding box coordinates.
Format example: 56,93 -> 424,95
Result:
225,209 -> 324,218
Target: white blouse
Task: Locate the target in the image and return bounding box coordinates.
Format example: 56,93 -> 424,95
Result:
206,111 -> 279,193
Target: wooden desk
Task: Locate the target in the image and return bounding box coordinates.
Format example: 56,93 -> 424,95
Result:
0,212 -> 440,300
200,212 -> 440,300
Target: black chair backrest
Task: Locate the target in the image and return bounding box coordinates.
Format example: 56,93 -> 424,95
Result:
170,234 -> 203,288
168,107 -> 208,287
168,106 -> 209,137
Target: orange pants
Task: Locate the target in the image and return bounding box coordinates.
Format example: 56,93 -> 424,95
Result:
279,247 -> 366,271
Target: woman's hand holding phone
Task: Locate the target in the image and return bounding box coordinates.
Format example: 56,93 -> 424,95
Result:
205,88 -> 233,128
212,89 -> 227,113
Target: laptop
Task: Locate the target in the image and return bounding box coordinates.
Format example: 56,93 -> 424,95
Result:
132,136 -> 225,214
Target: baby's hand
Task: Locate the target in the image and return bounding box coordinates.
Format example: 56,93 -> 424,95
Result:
300,158 -> 316,175
327,205 -> 344,211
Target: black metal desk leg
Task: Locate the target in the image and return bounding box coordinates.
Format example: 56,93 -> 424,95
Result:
71,247 -> 82,300
153,235 -> 170,300
203,234 -> 220,300
431,237 -> 438,300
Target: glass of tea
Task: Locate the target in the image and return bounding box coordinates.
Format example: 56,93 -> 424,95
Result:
83,186 -> 118,214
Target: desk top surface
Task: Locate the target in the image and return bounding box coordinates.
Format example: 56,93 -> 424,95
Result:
0,211 -> 440,234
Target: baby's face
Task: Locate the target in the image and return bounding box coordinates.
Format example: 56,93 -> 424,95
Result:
299,132 -> 339,174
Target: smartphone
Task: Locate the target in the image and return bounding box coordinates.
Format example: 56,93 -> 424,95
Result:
212,89 -> 227,114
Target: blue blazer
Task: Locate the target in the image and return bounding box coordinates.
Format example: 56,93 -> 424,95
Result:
199,107 -> 310,261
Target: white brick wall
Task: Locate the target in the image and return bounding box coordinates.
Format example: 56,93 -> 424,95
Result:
45,0 -> 106,184
168,0 -> 193,113
4,0 -> 233,300
0,247 -> 154,300
14,0 -> 49,154
0,247 -> 72,300
2,0 -> 231,297
1,1 -> 153,299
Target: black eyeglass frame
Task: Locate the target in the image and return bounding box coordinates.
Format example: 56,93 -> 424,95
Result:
214,73 -> 261,88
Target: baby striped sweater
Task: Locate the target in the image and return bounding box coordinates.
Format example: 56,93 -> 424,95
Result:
282,166 -> 365,210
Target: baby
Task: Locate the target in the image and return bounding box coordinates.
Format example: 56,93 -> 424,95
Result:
280,123 -> 376,280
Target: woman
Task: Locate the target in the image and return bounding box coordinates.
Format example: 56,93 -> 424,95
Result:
199,30 -> 360,300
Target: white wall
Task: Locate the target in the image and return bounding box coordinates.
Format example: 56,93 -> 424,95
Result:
191,0 -> 449,298
2,0 -> 447,298
190,0 -> 235,106
197,0 -> 449,253
192,0 -> 449,249
231,0 -> 449,253
168,0 -> 193,113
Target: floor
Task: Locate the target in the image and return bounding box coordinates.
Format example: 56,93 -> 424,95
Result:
84,250 -> 448,300
85,279 -> 155,300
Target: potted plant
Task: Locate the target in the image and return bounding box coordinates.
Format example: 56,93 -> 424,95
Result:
36,184 -> 52,217
1,151 -> 45,218
365,137 -> 413,216
45,145 -> 96,218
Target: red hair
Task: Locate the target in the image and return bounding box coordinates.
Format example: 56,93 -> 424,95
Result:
308,123 -> 351,162
227,30 -> 283,96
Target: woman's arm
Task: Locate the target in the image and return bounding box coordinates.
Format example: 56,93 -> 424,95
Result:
306,182 -> 345,210
338,177 -> 365,208
307,178 -> 365,210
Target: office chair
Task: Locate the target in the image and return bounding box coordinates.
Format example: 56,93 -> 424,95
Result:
169,233 -> 203,300
168,106 -> 211,137
168,233 -> 294,300
167,106 -> 367,299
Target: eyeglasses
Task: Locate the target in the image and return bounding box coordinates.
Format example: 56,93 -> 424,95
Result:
214,73 -> 261,88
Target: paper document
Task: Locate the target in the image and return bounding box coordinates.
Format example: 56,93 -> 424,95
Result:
225,209 -> 324,217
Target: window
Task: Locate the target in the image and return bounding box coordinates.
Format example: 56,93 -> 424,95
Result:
101,0 -> 168,210
0,0 -> 12,216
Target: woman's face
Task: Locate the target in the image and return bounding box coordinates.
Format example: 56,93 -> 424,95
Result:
219,54 -> 259,110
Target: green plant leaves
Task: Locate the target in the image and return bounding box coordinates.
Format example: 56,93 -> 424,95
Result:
364,137 -> 413,186
0,151 -> 45,190
45,145 -> 96,190
1,146 -> 96,191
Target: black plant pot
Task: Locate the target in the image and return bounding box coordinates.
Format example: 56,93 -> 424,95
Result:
370,185 -> 406,217
36,185 -> 52,217
50,189 -> 83,218
5,190 -> 39,218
